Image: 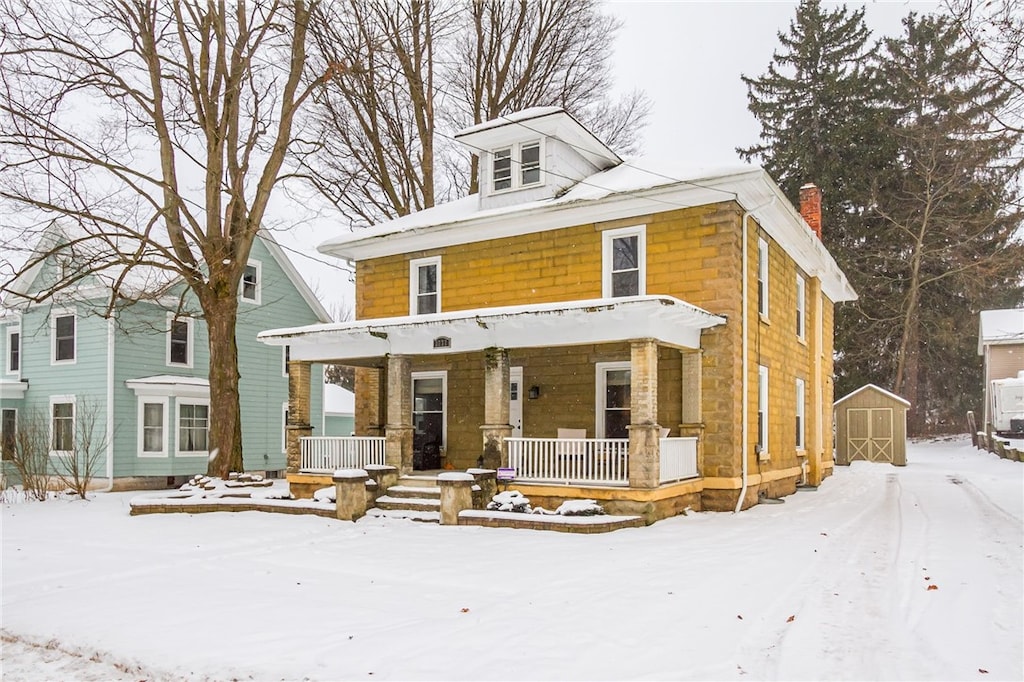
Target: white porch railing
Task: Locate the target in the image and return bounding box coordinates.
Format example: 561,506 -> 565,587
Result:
300,436 -> 386,473
659,437 -> 699,483
506,437 -> 629,486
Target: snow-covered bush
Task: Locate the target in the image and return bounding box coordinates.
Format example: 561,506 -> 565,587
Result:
554,499 -> 605,516
487,490 -> 532,513
313,486 -> 336,503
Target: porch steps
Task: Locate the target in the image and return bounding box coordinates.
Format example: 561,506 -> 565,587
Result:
374,494 -> 441,513
386,485 -> 441,499
365,507 -> 441,523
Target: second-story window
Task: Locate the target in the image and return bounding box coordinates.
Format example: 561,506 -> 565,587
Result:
241,261 -> 261,304
795,273 -> 806,340
6,327 -> 19,374
410,256 -> 441,315
168,317 -> 192,367
492,140 -> 542,192
602,226 -> 646,298
53,313 -> 76,363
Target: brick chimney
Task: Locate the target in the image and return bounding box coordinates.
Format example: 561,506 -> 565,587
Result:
799,183 -> 822,239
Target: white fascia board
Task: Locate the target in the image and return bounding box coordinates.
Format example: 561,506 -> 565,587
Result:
259,295 -> 725,362
125,375 -> 211,399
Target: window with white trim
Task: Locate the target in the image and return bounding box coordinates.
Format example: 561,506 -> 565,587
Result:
282,345 -> 290,377
282,402 -> 289,454
795,378 -> 806,451
757,237 -> 769,317
167,316 -> 193,367
241,261 -> 261,304
409,256 -> 441,315
52,312 -> 76,364
1,408 -> 16,461
757,365 -> 769,457
596,361 -> 631,438
50,396 -> 75,455
138,398 -> 169,457
6,326 -> 20,375
178,401 -> 210,455
602,226 -> 646,298
491,140 -> 543,192
795,273 -> 806,340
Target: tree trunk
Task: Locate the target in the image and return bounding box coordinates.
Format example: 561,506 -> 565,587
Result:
204,295 -> 245,477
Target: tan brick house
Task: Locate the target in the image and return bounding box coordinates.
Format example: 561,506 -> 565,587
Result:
260,108 -> 856,517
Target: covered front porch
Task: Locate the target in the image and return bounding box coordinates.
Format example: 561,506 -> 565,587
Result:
259,295 -> 724,508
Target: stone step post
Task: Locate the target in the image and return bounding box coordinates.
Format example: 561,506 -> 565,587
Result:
333,469 -> 370,521
438,472 -> 475,525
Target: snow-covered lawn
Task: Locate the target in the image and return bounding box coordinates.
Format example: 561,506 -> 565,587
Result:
2,437 -> 1021,681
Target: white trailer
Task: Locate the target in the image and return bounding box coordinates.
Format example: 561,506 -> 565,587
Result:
990,371 -> 1024,436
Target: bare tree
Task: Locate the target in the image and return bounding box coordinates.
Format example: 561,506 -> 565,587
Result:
5,409 -> 50,502
324,301 -> 355,389
0,0 -> 327,477
52,399 -> 108,499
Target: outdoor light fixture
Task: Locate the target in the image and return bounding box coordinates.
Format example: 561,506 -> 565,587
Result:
528,385 -> 541,399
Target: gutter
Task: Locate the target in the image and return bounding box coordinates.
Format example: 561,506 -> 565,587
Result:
100,315 -> 115,492
736,196 -> 776,513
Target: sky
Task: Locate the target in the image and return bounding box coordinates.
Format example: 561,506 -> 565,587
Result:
2,436 -> 1021,680
279,0 -> 945,317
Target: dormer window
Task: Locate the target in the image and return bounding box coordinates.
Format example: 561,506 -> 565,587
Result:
492,140 -> 542,192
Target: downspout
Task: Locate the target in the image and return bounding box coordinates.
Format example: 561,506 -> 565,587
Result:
735,195 -> 776,513
100,314 -> 115,492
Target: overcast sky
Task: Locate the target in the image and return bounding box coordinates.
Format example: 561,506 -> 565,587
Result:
287,0 -> 945,315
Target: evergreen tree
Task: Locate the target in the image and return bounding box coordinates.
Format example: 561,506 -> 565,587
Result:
860,14 -> 1024,431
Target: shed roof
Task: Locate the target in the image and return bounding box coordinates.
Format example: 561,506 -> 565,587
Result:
834,383 -> 911,408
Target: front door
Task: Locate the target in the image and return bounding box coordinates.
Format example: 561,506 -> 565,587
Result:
412,372 -> 446,470
510,367 -> 523,438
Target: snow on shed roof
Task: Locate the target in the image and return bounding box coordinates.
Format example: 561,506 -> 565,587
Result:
834,383 -> 911,408
978,308 -> 1024,354
324,383 -> 355,415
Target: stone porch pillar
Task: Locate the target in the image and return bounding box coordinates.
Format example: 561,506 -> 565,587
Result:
679,349 -> 705,474
628,339 -> 661,488
807,276 -> 824,485
480,347 -> 513,469
285,360 -> 312,474
385,354 -> 414,474
355,366 -> 385,436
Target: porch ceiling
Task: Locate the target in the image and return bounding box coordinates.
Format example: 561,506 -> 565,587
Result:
258,295 -> 725,363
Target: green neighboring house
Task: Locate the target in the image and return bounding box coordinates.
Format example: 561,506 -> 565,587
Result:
0,228 -> 330,489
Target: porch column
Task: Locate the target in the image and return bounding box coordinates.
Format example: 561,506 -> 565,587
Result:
385,354 -> 414,474
285,360 -> 313,474
679,349 -> 705,473
480,347 -> 512,469
807,276 -> 824,485
628,339 -> 661,488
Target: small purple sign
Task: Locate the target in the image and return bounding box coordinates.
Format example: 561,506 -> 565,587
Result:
497,467 -> 516,481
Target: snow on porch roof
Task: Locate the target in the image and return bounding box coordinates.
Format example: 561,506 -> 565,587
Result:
258,295 -> 726,363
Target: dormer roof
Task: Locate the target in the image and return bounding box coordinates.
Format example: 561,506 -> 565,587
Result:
455,107 -> 621,171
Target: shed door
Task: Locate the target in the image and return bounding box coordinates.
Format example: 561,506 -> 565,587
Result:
847,407 -> 894,463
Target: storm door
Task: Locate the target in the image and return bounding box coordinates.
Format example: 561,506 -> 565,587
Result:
412,372 -> 446,470
510,367 -> 523,438
597,362 -> 631,438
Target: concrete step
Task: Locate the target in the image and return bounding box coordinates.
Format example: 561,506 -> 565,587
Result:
387,485 -> 441,499
365,507 -> 440,523
374,495 -> 441,512
396,475 -> 440,489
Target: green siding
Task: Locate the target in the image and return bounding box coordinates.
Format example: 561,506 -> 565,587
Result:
2,234 -> 326,484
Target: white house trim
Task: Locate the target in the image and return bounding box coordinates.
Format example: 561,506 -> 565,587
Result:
126,375 -> 211,399
595,361 -> 632,439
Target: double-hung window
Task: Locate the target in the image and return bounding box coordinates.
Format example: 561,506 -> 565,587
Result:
409,256 -> 441,315
795,274 -> 806,340
757,238 -> 769,318
596,362 -> 632,439
491,140 -> 542,192
50,397 -> 75,455
602,226 -> 646,298
6,326 -> 19,375
178,401 -> 210,455
52,312 -> 76,364
167,316 -> 193,367
795,378 -> 806,451
138,398 -> 169,457
757,365 -> 769,458
241,261 -> 261,304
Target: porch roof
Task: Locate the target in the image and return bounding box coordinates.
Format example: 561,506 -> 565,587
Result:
258,295 -> 725,363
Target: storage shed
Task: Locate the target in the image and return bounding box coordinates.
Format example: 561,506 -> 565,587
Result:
835,384 -> 910,466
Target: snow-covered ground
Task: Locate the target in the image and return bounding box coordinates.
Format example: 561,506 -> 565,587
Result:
2,437 -> 1021,681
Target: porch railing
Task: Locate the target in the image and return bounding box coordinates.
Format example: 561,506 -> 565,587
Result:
505,437 -> 629,486
300,436 -> 386,473
659,437 -> 699,483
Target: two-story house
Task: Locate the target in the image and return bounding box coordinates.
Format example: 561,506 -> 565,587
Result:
260,107 -> 856,518
0,228 -> 330,490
